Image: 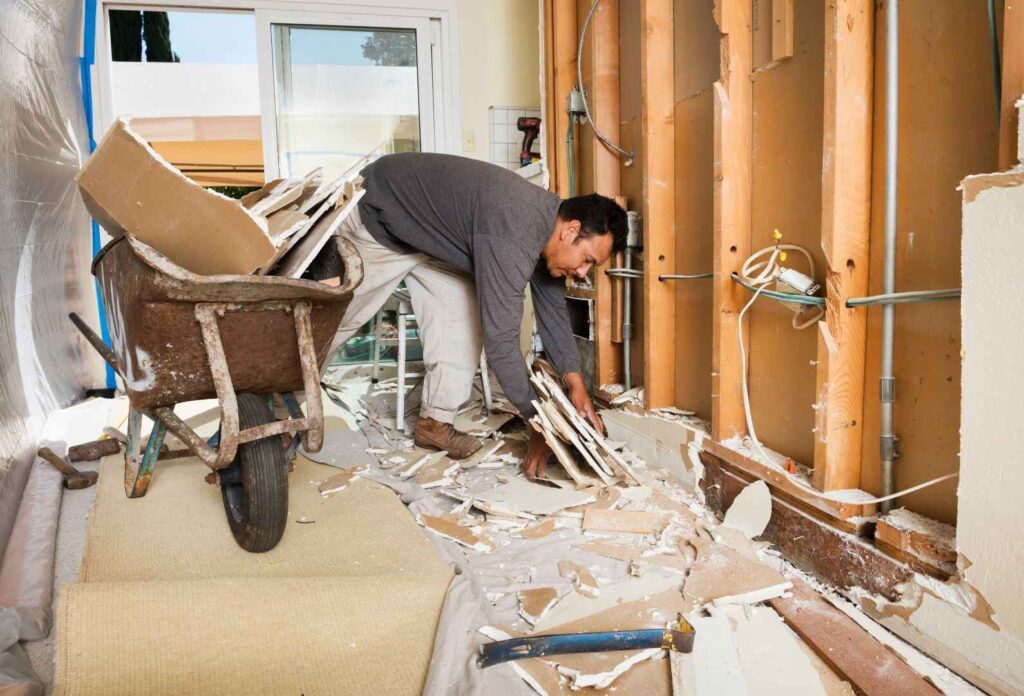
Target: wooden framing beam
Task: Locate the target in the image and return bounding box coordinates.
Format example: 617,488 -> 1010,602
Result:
640,0 -> 675,409
771,583 -> 943,696
590,0 -> 623,387
710,0 -> 752,439
542,0 -> 559,194
552,0 -> 578,199
812,0 -> 874,492
999,0 -> 1024,170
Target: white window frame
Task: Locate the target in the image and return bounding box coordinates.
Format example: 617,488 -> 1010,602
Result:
256,9 -> 436,179
91,0 -> 460,181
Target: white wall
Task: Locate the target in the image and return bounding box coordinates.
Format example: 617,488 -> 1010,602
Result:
456,0 -> 541,162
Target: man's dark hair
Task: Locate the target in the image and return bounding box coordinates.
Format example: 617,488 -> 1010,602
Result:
557,194 -> 627,253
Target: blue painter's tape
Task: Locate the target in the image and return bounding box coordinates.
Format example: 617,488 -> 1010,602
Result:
80,0 -> 114,388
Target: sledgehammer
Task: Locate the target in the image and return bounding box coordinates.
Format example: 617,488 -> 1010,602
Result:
37,447 -> 99,490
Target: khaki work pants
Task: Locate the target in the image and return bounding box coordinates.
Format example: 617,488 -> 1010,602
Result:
326,205 -> 483,424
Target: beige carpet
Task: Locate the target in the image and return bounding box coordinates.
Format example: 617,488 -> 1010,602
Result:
80,453 -> 433,582
55,447 -> 453,695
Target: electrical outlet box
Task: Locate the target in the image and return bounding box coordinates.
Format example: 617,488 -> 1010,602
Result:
462,129 -> 475,153
568,88 -> 587,118
774,266 -> 820,317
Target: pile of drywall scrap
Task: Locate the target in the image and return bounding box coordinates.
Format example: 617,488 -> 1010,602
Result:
77,117 -> 369,279
302,368 -> 961,695
529,370 -> 640,488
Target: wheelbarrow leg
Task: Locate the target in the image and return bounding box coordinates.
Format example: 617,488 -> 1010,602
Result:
124,408 -> 166,498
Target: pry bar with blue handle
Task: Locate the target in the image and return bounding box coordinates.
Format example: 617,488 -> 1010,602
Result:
477,619 -> 695,668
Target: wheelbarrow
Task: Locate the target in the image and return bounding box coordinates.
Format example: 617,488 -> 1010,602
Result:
71,232 -> 363,552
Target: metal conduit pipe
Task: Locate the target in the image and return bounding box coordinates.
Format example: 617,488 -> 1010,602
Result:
880,0 -> 900,513
622,211 -> 639,390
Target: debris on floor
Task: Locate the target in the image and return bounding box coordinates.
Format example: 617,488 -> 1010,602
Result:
308,367 -> 892,694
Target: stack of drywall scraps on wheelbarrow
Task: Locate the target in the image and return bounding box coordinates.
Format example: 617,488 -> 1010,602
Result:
76,117 -> 372,280
528,370 -> 641,489
52,405 -> 453,696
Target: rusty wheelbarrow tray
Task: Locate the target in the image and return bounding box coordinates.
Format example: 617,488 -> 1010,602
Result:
71,232 -> 363,552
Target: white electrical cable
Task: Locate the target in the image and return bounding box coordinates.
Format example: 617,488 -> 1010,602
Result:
735,240 -> 958,507
737,241 -> 824,465
577,0 -> 635,165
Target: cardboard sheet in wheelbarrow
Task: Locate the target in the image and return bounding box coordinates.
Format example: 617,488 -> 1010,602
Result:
55,451 -> 453,695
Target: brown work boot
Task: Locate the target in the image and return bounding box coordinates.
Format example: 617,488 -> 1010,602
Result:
414,417 -> 483,460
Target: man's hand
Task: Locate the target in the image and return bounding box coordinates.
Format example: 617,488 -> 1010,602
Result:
563,372 -> 605,435
524,430 -> 553,480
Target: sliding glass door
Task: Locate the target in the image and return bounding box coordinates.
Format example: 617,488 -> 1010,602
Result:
256,11 -> 438,180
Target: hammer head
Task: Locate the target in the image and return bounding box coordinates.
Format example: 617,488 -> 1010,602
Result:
64,471 -> 99,490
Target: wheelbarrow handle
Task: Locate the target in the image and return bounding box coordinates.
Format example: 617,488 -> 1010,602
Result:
69,312 -> 123,380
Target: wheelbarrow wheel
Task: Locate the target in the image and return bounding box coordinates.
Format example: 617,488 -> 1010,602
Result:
220,394 -> 288,552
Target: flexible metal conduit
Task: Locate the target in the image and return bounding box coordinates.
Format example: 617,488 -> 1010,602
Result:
577,0 -> 635,164
880,0 -> 900,513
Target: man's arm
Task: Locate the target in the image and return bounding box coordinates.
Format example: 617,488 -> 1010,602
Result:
528,266 -> 602,432
473,234 -> 540,419
529,264 -> 581,377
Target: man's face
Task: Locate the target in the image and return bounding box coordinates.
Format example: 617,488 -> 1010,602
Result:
544,220 -> 614,279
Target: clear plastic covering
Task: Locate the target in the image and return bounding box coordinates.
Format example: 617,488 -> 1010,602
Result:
0,0 -> 98,556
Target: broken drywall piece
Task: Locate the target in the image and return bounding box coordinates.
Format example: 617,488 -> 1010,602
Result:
582,508 -> 666,535
419,513 -> 494,553
460,478 -> 596,517
575,542 -> 691,574
556,647 -> 661,690
457,410 -> 514,438
518,587 -> 561,626
77,118 -> 276,275
712,583 -> 793,607
413,459 -> 462,489
266,208 -> 309,242
519,519 -> 557,540
399,450 -> 447,479
534,570 -> 681,631
317,468 -> 363,496
723,604 -> 828,696
721,480 -> 771,539
459,441 -> 505,470
557,560 -> 599,598
276,191 -> 363,279
687,610 -> 749,695
683,537 -> 791,608
530,371 -> 641,485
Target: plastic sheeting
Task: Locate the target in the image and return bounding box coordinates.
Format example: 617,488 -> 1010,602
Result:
0,0 -> 98,558
0,607 -> 42,695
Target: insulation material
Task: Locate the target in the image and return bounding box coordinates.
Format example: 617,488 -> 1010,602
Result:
0,0 -> 97,558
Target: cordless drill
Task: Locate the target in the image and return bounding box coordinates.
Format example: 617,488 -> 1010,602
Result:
517,117 -> 542,167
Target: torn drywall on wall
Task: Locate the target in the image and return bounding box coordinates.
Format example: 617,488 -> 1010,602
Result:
599,409 -> 704,485
0,0 -> 96,555
960,174 -> 1024,642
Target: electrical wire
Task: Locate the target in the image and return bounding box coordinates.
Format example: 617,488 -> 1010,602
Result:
577,0 -> 635,165
737,240 -> 824,465
988,0 -> 1002,116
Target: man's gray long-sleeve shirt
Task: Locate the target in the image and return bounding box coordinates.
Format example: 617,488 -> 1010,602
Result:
357,152 -> 580,418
